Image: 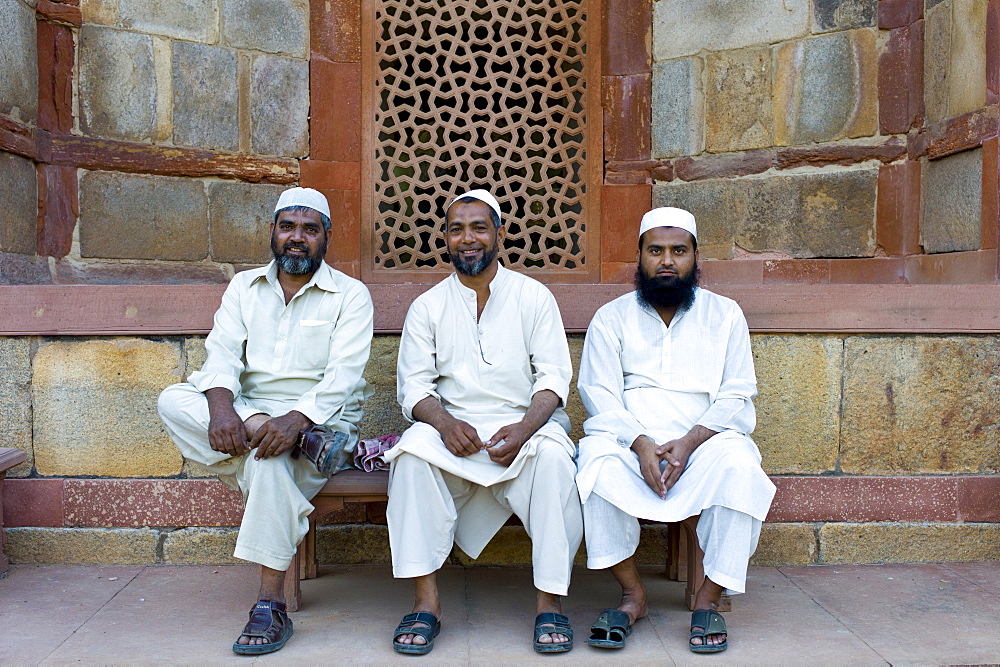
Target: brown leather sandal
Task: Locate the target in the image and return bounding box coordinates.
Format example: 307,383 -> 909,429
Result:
232,599 -> 293,655
291,425 -> 352,476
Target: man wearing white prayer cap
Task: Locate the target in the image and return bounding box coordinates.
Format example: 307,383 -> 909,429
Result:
158,186 -> 373,655
386,188 -> 582,654
575,207 -> 774,653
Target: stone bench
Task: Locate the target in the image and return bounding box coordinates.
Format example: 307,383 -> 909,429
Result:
0,448 -> 27,577
282,469 -> 731,613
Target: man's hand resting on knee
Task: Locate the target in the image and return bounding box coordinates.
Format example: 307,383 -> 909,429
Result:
207,388 -> 249,456
251,411 -> 313,460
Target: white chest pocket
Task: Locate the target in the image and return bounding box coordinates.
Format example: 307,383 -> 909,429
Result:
296,320 -> 334,371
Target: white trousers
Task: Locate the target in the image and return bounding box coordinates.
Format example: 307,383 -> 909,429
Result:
387,440 -> 583,596
583,493 -> 760,594
157,383 -> 342,571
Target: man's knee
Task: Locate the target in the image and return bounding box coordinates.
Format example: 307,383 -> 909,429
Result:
157,383 -> 202,426
532,438 -> 575,475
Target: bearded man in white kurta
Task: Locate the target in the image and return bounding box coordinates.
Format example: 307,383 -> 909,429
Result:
158,188 -> 373,656
576,207 -> 775,655
386,189 -> 582,655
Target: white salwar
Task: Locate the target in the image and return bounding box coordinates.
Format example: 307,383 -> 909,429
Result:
386,266 -> 582,595
158,261 -> 373,571
576,287 -> 775,594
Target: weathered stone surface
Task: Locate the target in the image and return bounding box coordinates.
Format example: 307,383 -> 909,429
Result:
923,0 -> 953,124
948,0 -> 988,118
910,105 -> 999,160
163,527 -> 242,564
602,0 -> 652,75
38,164 -> 79,259
820,522 -> 1000,563
6,527 -> 159,564
51,260 -> 229,285
172,43 -> 238,152
208,181 -> 284,263
79,25 -> 157,142
739,168 -> 878,258
651,57 -> 703,158
317,525 -> 390,564
250,54 -> 309,157
79,171 -> 209,261
840,335 -> 1000,474
751,523 -> 817,566
705,48 -> 773,152
877,160 -> 922,256
603,73 -> 652,162
311,0 -> 361,63
812,0 -> 877,32
653,179 -> 744,259
0,0 -> 38,122
81,0 -> 120,25
222,0 -> 309,58
921,147 -> 983,253
183,337 -> 207,380
0,152 -> 38,255
0,253 -> 52,284
752,335 -> 842,475
32,339 -> 184,477
357,336 -> 409,440
119,0 -> 218,42
566,336 -> 585,445
653,0 -> 809,61
0,338 -> 33,477
36,21 -> 75,134
774,140 -> 906,169
879,23 -> 925,134
674,151 -> 772,181
878,0 -> 924,29
775,30 -> 878,145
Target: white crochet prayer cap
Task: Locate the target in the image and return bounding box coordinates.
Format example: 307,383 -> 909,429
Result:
447,189 -> 503,226
274,187 -> 331,219
639,206 -> 697,241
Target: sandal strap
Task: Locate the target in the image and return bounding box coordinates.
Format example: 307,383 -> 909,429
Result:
393,612 -> 440,641
535,612 -> 573,639
242,600 -> 288,639
690,609 -> 727,637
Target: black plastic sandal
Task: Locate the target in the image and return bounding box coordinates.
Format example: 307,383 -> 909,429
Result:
232,599 -> 293,655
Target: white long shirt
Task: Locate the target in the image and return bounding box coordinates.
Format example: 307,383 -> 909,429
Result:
576,288 -> 774,522
386,265 -> 573,484
187,260 -> 373,426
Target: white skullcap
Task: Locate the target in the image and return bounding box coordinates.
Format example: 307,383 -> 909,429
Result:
447,189 -> 502,226
274,187 -> 331,219
639,207 -> 697,241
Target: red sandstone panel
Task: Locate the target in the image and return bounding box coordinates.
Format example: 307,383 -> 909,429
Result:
983,137 -> 999,250
909,106 -> 1000,160
3,479 -> 64,527
63,479 -> 244,527
300,159 -> 361,191
877,161 -> 922,256
878,0 -> 923,29
763,259 -> 832,284
904,250 -> 998,284
957,476 -> 1000,522
601,184 -> 650,263
602,73 -> 651,162
767,477 -> 959,523
988,0 -> 999,98
700,259 -> 764,285
310,0 -> 361,63
601,262 -> 636,284
310,61 -> 361,162
323,189 -> 361,276
879,25 -> 924,134
36,20 -> 75,134
829,258 -> 906,284
9,284 -> 1000,334
37,163 -> 78,258
602,0 -> 651,76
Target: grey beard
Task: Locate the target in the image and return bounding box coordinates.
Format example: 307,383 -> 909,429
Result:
452,244 -> 498,276
275,253 -> 321,275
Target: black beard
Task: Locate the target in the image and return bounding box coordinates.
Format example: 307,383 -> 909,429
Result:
634,262 -> 699,311
451,243 -> 498,276
271,237 -> 326,276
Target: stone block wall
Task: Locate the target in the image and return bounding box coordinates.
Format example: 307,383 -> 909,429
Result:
5,333 -> 999,567
602,0 -> 1000,286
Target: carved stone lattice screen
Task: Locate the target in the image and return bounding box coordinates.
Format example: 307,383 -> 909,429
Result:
366,0 -> 596,280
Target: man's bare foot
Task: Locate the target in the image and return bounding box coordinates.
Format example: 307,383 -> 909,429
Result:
690,577 -> 726,649
617,585 -> 648,625
396,574 -> 440,647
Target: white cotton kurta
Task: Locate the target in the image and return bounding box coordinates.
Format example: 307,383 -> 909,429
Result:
158,260 -> 374,570
385,266 -> 580,589
576,287 -> 775,527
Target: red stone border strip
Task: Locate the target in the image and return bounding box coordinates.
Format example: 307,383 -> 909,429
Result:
6,475 -> 998,528
34,0 -> 82,27
48,135 -> 299,184
908,104 -> 1000,160
7,284 -> 1000,335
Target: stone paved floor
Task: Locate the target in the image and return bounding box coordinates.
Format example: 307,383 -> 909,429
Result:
2,562 -> 999,665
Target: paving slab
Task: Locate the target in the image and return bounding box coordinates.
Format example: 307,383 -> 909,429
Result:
0,565 -> 142,663
780,562 -> 1000,665
3,563 -> 1000,664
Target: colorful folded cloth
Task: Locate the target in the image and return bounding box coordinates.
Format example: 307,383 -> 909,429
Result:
353,433 -> 400,472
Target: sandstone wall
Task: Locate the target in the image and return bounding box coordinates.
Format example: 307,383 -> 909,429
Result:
4,333 -> 999,566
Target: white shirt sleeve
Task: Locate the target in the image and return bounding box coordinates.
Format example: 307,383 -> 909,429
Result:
291,283 -> 374,425
578,308 -> 647,447
187,278 -> 247,397
396,297 -> 441,421
527,288 -> 572,406
696,308 -> 757,435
